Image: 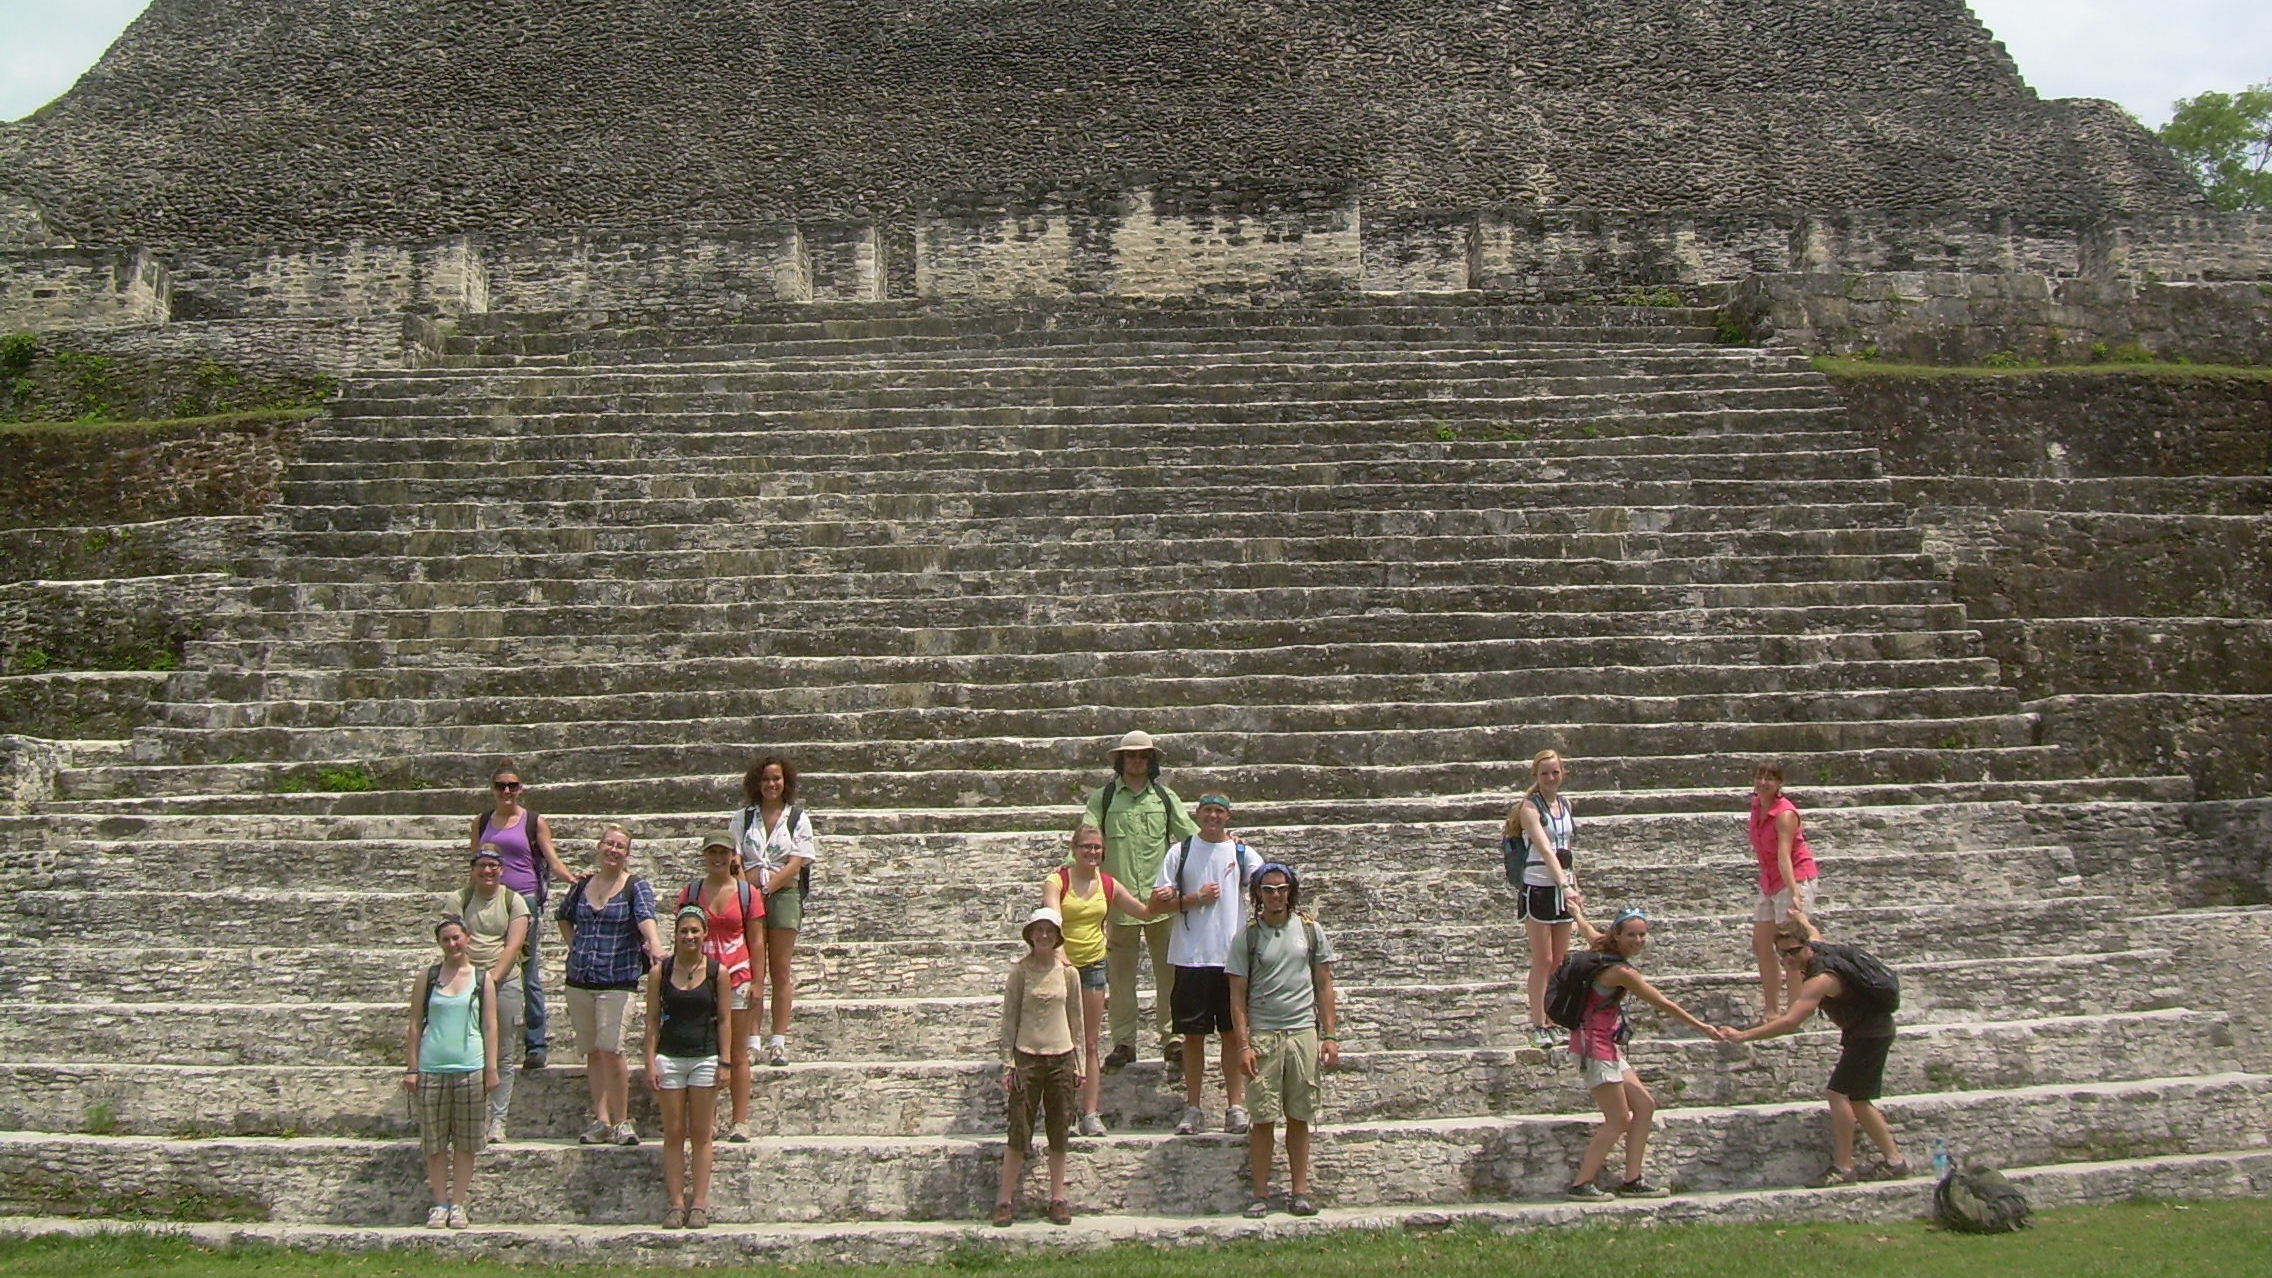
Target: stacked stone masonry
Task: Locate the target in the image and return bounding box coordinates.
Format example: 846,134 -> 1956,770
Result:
0,299 -> 2267,1259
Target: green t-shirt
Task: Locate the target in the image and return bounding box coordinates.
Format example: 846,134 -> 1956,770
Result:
453,885 -> 530,972
1227,915 -> 1337,1032
1083,778 -> 1198,925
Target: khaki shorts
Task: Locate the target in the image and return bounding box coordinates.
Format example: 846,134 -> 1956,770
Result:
566,987 -> 635,1055
763,887 -> 803,932
1753,882 -> 1812,924
1246,1028 -> 1321,1125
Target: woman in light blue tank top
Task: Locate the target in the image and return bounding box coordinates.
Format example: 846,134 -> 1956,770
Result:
404,918 -> 498,1229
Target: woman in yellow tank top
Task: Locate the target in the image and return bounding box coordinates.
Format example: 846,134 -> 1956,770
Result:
1042,823 -> 1162,1137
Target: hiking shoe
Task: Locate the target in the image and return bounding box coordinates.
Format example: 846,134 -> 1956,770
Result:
1243,1195 -> 1273,1219
1047,1198 -> 1072,1227
1162,1036 -> 1184,1063
613,1121 -> 640,1147
446,1204 -> 470,1229
1614,1178 -> 1671,1199
991,1201 -> 1015,1228
1872,1159 -> 1914,1181
661,1206 -> 686,1230
1810,1165 -> 1861,1188
425,1204 -> 450,1230
1225,1105 -> 1251,1134
766,1042 -> 790,1068
684,1207 -> 709,1230
1288,1195 -> 1319,1217
726,1120 -> 752,1143
1174,1105 -> 1205,1135
1077,1112 -> 1109,1138
1565,1182 -> 1610,1201
1102,1044 -> 1136,1071
521,1047 -> 548,1071
577,1121 -> 612,1145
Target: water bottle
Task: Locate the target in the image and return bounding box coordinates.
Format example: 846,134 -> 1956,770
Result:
1932,1137 -> 1950,1177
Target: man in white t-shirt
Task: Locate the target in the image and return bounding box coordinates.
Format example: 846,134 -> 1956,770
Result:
1150,793 -> 1265,1135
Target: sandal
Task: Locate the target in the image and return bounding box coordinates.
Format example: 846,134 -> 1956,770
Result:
660,1205 -> 686,1230
1047,1198 -> 1072,1226
685,1206 -> 709,1230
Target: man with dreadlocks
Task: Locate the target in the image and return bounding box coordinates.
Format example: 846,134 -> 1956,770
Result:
1225,861 -> 1338,1217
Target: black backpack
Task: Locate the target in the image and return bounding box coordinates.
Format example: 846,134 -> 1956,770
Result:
1545,952 -> 1627,1032
1808,942 -> 1901,1017
1935,1164 -> 2032,1234
741,804 -> 812,898
1170,834 -> 1254,902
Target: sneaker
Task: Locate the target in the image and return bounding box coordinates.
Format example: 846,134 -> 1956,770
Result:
1174,1105 -> 1205,1135
1243,1195 -> 1273,1219
425,1204 -> 450,1230
521,1047 -> 548,1071
1565,1182 -> 1610,1201
1101,1044 -> 1136,1071
485,1119 -> 506,1145
1288,1194 -> 1319,1217
1614,1178 -> 1671,1199
1162,1036 -> 1184,1063
446,1204 -> 470,1229
1224,1105 -> 1251,1135
1077,1113 -> 1109,1138
1872,1159 -> 1915,1181
613,1121 -> 640,1147
766,1042 -> 789,1068
1529,1025 -> 1561,1051
1810,1165 -> 1861,1188
577,1121 -> 612,1146
726,1120 -> 752,1144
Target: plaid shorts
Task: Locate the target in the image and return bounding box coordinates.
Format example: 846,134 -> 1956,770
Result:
1007,1049 -> 1078,1157
418,1070 -> 487,1155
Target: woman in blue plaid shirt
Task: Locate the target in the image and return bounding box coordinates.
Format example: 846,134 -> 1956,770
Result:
557,825 -> 667,1145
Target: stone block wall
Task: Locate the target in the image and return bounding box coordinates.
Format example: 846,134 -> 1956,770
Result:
0,416 -> 305,529
0,249 -> 168,327
485,225 -> 811,314
163,239 -> 485,321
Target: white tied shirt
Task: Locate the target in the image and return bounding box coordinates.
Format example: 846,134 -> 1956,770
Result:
1155,836 -> 1266,968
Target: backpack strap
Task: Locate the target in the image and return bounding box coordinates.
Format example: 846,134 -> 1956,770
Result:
1173,834 -> 1199,900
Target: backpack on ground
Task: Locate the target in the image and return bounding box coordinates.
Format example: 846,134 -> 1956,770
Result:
741,804 -> 812,898
1545,951 -> 1627,1032
1808,942 -> 1902,1016
1934,1164 -> 2032,1234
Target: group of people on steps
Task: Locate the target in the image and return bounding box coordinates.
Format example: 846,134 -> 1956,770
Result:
404,734 -> 1906,1230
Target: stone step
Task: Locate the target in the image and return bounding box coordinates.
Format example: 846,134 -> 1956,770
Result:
1,1150 -> 2259,1263
1980,618 -> 2272,698
350,350 -> 1815,396
1890,475 -> 2272,518
0,944 -> 2189,1071
0,1072 -> 2257,1223
0,839 -> 2084,955
228,553 -> 1949,620
0,518 -> 260,583
0,1010 -> 2225,1141
136,698 -> 2034,767
272,490 -> 1905,539
288,426 -> 1868,484
63,735 -> 2066,802
36,775 -> 2187,832
0,671 -> 169,739
152,675 -> 2011,737
0,893 -> 2126,1005
274,453 -> 1885,514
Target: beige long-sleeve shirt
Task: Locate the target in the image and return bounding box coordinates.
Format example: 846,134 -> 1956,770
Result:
999,956 -> 1083,1065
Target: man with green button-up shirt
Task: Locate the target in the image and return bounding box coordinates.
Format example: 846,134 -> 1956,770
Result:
1085,729 -> 1200,1069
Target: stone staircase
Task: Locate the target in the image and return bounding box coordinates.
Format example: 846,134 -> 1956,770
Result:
2,298 -> 2265,1261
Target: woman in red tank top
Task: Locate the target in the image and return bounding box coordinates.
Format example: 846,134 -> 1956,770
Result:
1748,762 -> 1819,1017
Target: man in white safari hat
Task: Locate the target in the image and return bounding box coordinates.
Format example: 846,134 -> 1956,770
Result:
1082,729 -> 1199,1069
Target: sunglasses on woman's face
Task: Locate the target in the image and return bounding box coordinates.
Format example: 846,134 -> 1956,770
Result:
493,781 -> 523,792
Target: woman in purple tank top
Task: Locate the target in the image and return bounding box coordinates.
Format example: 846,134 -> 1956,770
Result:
469,760 -> 575,1067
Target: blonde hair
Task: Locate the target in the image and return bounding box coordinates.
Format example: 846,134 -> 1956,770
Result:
1773,914 -> 1821,950
602,823 -> 632,845
1504,749 -> 1565,836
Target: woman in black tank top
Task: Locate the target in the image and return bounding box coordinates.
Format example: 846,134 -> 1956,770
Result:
645,906 -> 730,1228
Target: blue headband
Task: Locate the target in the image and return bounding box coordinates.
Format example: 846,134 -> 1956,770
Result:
1611,907 -> 1649,928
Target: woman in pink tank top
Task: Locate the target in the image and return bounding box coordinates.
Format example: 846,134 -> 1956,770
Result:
1748,761 -> 1819,1018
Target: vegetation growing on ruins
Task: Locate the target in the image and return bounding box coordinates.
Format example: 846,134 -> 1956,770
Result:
0,333 -> 335,425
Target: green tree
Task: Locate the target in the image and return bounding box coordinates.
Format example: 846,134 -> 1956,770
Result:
2158,82 -> 2272,211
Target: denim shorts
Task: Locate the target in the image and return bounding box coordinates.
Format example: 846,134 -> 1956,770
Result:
1076,961 -> 1108,990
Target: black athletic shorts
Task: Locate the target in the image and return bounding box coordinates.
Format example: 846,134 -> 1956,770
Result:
1169,965 -> 1234,1035
1516,883 -> 1573,925
1827,1032 -> 1896,1101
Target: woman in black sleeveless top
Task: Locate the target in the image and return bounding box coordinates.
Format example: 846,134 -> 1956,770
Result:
645,905 -> 730,1228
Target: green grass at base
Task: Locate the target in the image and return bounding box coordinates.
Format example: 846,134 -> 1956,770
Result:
1,1198 -> 2266,1278
1813,357 -> 2272,380
0,407 -> 319,438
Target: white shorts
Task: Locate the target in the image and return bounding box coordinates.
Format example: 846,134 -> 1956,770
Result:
653,1053 -> 720,1091
1753,883 -> 1811,924
729,981 -> 755,1012
1581,1053 -> 1631,1090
